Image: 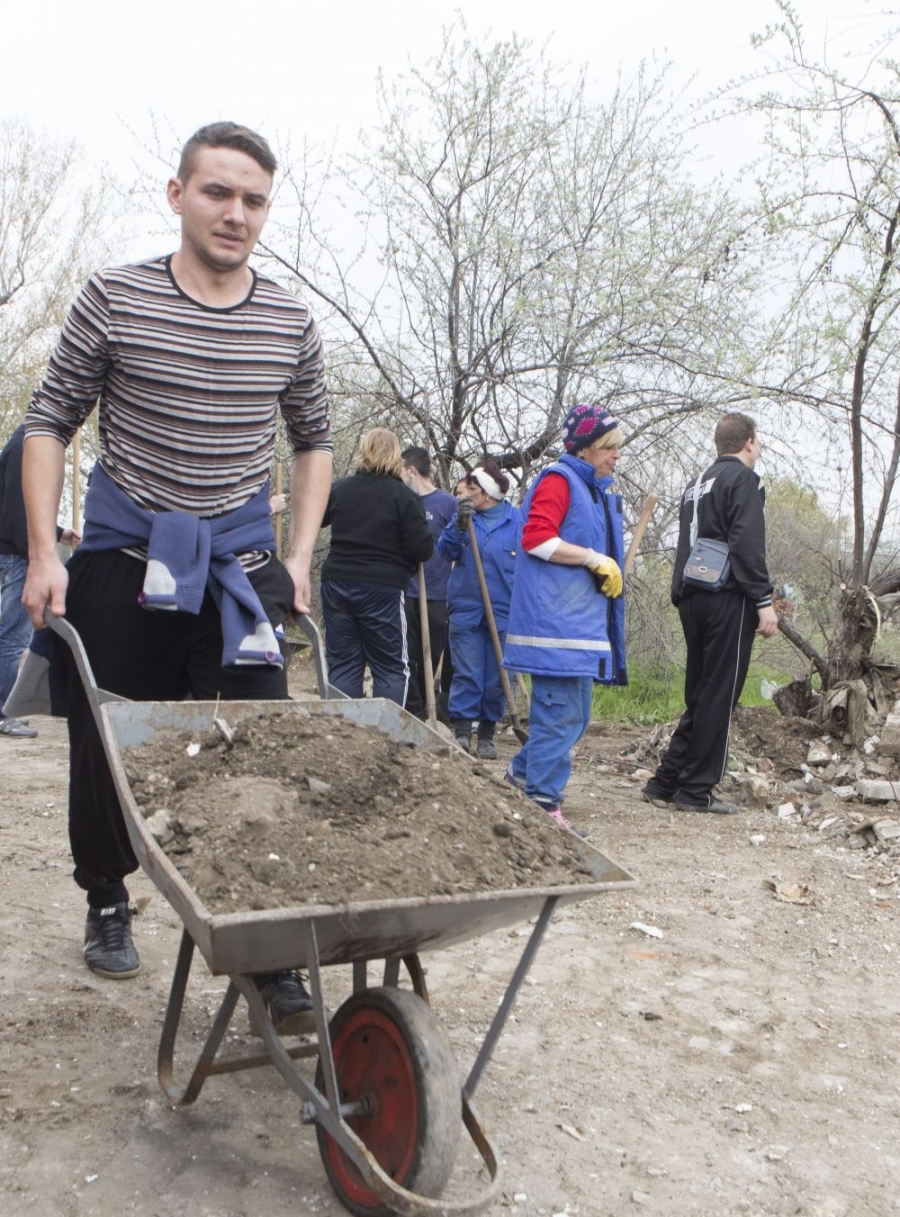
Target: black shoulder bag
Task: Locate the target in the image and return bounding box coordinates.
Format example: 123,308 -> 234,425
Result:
682,470 -> 731,592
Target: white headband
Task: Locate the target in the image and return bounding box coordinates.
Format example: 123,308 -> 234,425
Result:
471,467 -> 505,500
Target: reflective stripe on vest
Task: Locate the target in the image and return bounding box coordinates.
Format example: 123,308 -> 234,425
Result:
506,633 -> 612,652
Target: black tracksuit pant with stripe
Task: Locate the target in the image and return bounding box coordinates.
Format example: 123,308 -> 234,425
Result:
654,590 -> 756,805
63,549 -> 293,908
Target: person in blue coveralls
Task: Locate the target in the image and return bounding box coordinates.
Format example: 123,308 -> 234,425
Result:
503,404 -> 626,832
437,458 -> 521,758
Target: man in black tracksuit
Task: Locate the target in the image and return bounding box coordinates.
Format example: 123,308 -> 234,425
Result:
643,413 -> 779,814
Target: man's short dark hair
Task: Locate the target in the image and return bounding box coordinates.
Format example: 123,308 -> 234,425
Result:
715,412 -> 756,456
177,122 -> 277,183
401,446 -> 430,478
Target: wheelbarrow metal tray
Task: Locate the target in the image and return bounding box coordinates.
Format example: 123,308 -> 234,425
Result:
101,697 -> 636,977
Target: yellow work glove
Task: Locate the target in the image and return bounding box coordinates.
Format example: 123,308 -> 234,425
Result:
582,549 -> 623,599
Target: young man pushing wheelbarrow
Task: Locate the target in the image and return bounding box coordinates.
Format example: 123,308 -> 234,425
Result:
17,121 -> 333,1033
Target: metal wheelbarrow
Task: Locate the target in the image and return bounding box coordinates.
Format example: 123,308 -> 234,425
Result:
49,612 -> 636,1216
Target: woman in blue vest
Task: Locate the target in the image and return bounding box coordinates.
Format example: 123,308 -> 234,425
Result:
437,459 -> 521,758
503,405 -> 627,831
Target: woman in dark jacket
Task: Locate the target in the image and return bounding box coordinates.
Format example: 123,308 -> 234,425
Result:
321,428 -> 433,705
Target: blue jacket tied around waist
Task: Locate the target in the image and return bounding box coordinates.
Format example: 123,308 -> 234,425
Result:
503,455 -> 627,684
79,463 -> 283,669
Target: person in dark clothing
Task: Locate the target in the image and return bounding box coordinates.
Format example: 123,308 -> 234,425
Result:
321,429 -> 433,703
400,447 -> 457,719
0,424 -> 80,737
643,412 -> 779,815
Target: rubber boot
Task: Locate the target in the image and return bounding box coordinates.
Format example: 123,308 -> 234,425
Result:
476,721 -> 497,760
453,719 -> 473,753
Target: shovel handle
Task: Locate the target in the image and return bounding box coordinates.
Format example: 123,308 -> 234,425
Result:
466,518 -> 527,742
417,564 -> 438,727
624,494 -> 658,576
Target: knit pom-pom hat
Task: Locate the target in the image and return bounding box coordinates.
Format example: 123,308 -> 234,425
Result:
562,403 -> 619,454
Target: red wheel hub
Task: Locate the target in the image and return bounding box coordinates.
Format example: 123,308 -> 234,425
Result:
324,1007 -> 420,1209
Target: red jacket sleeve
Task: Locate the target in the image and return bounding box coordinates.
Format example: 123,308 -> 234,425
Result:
521,473 -> 571,550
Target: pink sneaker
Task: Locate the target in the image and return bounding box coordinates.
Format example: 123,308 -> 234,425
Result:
547,805 -> 574,829
545,805 -> 588,838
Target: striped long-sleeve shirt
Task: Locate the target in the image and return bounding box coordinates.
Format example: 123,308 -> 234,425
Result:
26,256 -> 332,517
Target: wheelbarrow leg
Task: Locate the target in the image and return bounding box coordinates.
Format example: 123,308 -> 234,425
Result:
403,953 -> 430,1003
380,953 -> 429,1001
464,895 -> 558,1101
157,927 -> 240,1106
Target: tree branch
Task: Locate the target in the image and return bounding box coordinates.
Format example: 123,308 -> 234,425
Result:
777,615 -> 828,681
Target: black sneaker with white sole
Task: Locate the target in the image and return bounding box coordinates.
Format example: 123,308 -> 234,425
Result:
249,969 -> 317,1036
640,782 -> 674,807
671,791 -> 741,815
83,903 -> 140,978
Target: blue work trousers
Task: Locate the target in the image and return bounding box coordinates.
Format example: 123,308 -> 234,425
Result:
508,673 -> 593,806
322,579 -> 410,706
0,554 -> 30,710
447,620 -> 506,722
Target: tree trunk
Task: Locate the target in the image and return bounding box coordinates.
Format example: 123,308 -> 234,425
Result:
824,587 -> 879,689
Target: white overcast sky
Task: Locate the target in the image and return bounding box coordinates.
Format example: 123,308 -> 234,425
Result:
4,0 -> 888,191
3,0 -> 895,504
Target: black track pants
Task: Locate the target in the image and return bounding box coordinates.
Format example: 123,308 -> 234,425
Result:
63,549 -> 293,907
654,591 -> 756,802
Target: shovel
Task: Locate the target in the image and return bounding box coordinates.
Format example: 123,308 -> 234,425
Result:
416,563 -> 438,728
466,517 -> 528,744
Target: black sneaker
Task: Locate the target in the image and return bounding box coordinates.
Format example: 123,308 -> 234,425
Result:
672,791 -> 741,815
249,969 -> 316,1036
476,737 -> 497,760
83,903 -> 140,979
641,782 -> 673,808
453,719 -> 473,753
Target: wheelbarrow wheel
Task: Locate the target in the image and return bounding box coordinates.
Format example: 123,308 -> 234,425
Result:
315,985 -> 461,1215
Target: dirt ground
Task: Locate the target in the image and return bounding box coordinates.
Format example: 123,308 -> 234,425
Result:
2,655 -> 899,1217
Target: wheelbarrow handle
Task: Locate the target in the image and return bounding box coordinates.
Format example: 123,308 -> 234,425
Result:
43,609 -> 130,731
293,612 -> 347,699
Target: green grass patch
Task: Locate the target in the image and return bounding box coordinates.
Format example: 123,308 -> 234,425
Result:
590,663 -> 685,724
588,660 -> 795,724
739,663 -> 797,707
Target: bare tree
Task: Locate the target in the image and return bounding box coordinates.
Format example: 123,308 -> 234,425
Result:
732,2 -> 900,703
0,119 -> 115,441
261,22 -> 765,502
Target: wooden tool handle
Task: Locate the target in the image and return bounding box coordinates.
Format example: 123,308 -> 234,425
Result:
624,494 -> 658,575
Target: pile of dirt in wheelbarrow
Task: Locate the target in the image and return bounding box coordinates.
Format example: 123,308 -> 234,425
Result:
122,708 -> 597,912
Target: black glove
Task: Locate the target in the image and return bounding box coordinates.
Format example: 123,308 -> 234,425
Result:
455,497 -> 476,531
